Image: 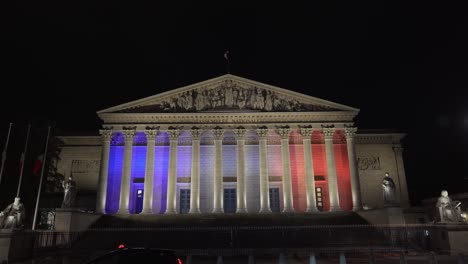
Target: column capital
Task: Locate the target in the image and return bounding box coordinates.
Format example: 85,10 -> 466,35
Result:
277,127 -> 291,139
190,127 -> 202,140
122,127 -> 136,141
344,127 -> 357,139
167,128 -> 180,141
256,127 -> 269,139
99,129 -> 113,141
321,126 -> 335,140
212,127 -> 225,140
144,128 -> 159,141
299,126 -> 314,138
234,127 -> 247,140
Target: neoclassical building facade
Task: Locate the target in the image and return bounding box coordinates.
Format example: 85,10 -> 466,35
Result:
56,74 -> 410,215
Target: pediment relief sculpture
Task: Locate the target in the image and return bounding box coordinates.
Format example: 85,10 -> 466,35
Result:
115,79 -> 339,113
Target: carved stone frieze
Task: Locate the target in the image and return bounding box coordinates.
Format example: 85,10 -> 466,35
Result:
115,79 -> 339,114
357,156 -> 381,170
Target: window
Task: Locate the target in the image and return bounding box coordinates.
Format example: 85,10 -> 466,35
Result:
179,189 -> 190,214
269,188 -> 280,212
223,188 -> 236,213
315,187 -> 323,212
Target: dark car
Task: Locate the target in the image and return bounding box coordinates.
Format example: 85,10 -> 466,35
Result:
84,247 -> 182,264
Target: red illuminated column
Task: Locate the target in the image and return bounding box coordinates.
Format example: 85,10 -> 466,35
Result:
234,127 -> 248,213
278,127 -> 294,213
344,127 -> 362,211
142,128 -> 158,214
165,128 -> 180,214
189,128 -> 202,214
212,128 -> 225,213
257,127 -> 271,213
322,126 -> 341,212
300,126 -> 318,213
96,129 -> 113,214
117,128 -> 136,214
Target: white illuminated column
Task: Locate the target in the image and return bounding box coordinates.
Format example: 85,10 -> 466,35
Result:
300,127 -> 319,213
189,128 -> 202,214
257,127 -> 271,213
278,127 -> 294,213
322,127 -> 341,212
234,127 -> 247,213
142,128 -> 158,214
165,128 -> 180,214
344,127 -> 363,211
117,128 -> 136,214
212,128 -> 225,213
96,129 -> 113,214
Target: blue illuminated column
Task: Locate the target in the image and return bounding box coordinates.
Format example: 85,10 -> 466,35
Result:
142,128 -> 158,214
234,127 -> 247,213
278,126 -> 294,213
212,127 -> 225,214
189,128 -> 202,214
96,129 -> 113,214
345,127 -> 363,211
300,126 -> 319,213
165,128 -> 180,214
117,128 -> 136,214
257,127 -> 271,213
322,126 -> 341,212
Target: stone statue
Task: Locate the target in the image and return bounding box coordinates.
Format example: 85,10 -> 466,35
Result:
0,197 -> 25,229
382,172 -> 398,207
436,190 -> 462,223
61,175 -> 77,208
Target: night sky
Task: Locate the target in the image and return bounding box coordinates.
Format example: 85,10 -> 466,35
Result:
1,2 -> 467,206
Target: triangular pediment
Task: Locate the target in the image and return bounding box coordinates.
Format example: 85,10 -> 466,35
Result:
97,74 -> 359,114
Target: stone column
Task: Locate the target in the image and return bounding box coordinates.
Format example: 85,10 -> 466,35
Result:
344,127 -> 363,211
392,145 -> 410,207
278,127 -> 294,213
322,127 -> 341,212
257,127 -> 271,213
300,127 -> 319,213
165,128 -> 180,214
142,128 -> 158,214
189,128 -> 202,214
117,128 -> 136,214
212,128 -> 225,213
96,129 -> 113,214
234,127 -> 247,213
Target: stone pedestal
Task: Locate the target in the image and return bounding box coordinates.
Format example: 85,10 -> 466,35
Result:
54,208 -> 101,232
430,225 -> 468,255
357,207 -> 405,225
0,229 -> 34,263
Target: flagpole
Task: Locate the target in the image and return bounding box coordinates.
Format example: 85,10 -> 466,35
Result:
16,124 -> 31,198
0,122 -> 13,184
32,126 -> 51,230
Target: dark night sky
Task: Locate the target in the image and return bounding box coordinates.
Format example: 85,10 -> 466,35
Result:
1,1 -> 467,206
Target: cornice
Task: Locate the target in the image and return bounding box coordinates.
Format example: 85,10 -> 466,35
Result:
98,111 -> 357,125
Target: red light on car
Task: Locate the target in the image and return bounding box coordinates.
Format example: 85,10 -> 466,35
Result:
177,258 -> 182,264
117,244 -> 125,249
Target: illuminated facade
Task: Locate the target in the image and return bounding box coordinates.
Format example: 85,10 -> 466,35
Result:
56,74 -> 410,214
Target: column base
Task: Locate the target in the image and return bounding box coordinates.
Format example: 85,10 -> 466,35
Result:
306,207 -> 320,213
236,208 -> 248,214
189,208 -> 201,214
164,209 -> 177,215
259,207 -> 272,213
282,207 -> 295,213
116,208 -> 129,214
141,209 -> 153,214
212,208 -> 224,214
329,206 -> 343,212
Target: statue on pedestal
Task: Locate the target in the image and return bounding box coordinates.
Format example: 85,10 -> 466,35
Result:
382,172 -> 398,207
61,174 -> 77,208
435,190 -> 462,223
0,197 -> 25,229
